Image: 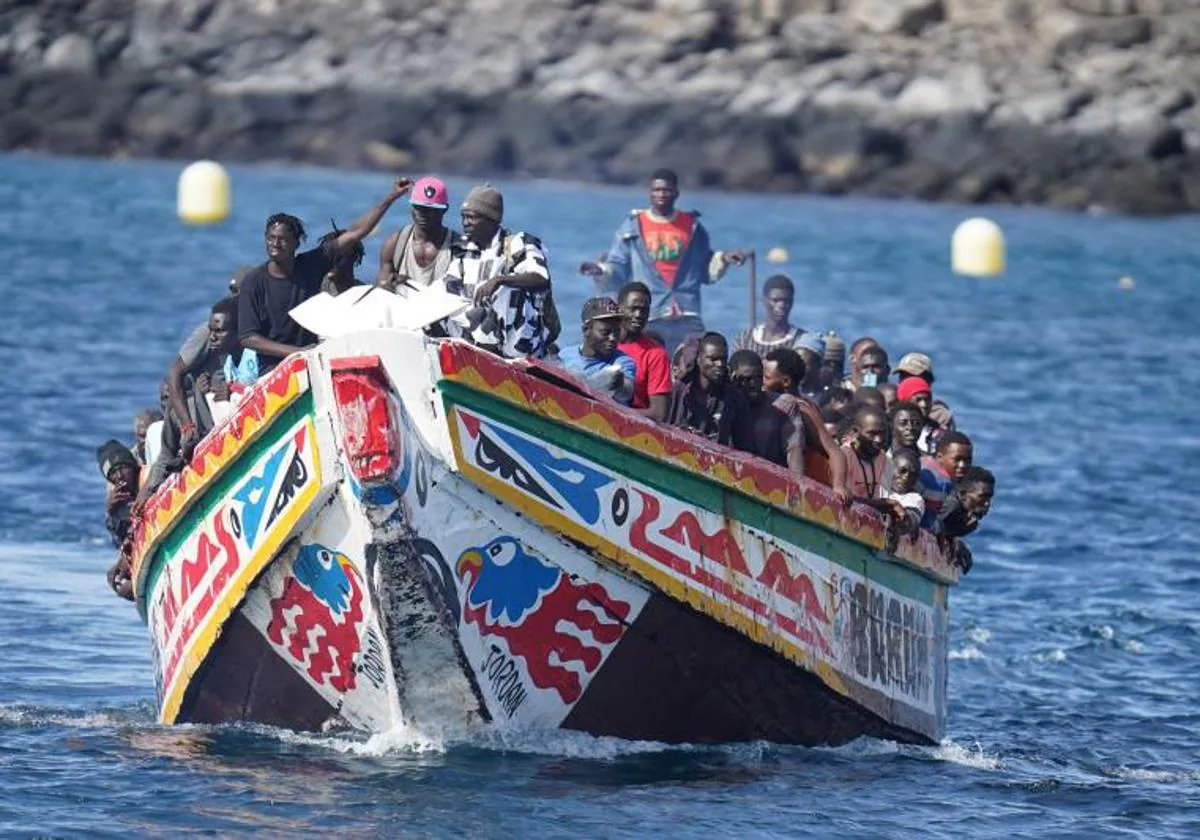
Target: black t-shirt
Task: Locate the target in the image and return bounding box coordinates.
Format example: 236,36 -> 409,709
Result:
238,242 -> 337,363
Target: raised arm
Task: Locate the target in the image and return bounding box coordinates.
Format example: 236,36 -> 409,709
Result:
329,178 -> 412,254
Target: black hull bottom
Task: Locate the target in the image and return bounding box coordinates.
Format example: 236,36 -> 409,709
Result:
565,594 -> 929,748
176,599 -> 926,746
181,612 -> 334,731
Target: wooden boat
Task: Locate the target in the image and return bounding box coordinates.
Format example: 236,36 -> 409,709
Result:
129,330 -> 959,745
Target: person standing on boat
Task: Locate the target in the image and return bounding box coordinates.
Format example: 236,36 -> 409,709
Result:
558,297 -> 637,405
579,169 -> 745,355
239,177 -> 414,372
666,332 -> 754,452
733,275 -> 809,357
820,332 -> 846,391
441,184 -> 558,358
617,281 -> 672,421
376,176 -> 458,292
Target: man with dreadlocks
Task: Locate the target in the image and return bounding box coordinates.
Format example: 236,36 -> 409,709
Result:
238,177 -> 413,372
319,228 -> 366,296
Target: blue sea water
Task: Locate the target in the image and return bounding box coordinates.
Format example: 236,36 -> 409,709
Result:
2,153 -> 1199,837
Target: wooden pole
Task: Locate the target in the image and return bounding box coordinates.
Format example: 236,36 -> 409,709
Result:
747,249 -> 758,330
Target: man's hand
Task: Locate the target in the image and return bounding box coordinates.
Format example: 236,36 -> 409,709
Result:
579,261 -> 604,276
831,483 -> 851,509
212,378 -> 231,402
194,373 -> 212,394
473,276 -> 503,305
723,251 -> 747,267
390,177 -> 413,199
180,422 -> 200,463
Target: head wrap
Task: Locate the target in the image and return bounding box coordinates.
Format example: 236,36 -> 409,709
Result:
462,184 -> 504,222
897,377 -> 932,401
796,332 -> 826,356
823,332 -> 845,362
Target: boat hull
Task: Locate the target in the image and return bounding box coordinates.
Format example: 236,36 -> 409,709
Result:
130,331 -> 956,745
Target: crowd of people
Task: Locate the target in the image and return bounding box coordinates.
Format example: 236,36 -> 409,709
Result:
97,169 -> 994,598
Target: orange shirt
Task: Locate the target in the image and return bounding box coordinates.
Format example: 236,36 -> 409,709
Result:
637,211 -> 696,288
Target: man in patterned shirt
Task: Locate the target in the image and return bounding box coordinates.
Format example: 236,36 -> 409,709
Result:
442,184 -> 557,359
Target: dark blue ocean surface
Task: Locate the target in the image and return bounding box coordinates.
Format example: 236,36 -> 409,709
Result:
2,154 -> 1199,837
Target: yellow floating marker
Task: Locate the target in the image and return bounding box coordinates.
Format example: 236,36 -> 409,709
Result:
766,246 -> 789,264
1118,276 -> 1135,290
951,217 -> 1005,277
177,161 -> 231,225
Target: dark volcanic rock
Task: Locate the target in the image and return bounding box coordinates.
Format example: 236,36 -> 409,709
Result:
1,0 -> 1200,213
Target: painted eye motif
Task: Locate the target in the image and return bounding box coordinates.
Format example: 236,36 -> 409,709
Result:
317,549 -> 335,570
488,539 -> 517,566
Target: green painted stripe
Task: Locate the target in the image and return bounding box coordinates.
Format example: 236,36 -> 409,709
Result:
140,393 -> 315,616
440,381 -> 937,605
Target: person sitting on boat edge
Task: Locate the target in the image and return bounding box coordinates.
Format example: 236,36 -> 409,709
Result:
239,176 -> 414,373
579,168 -> 745,355
841,405 -> 889,501
617,281 -> 672,421
894,352 -> 956,436
441,184 -> 559,359
667,332 -> 754,452
131,408 -> 162,465
96,440 -> 139,600
733,274 -> 808,358
729,349 -> 806,475
557,298 -> 637,405
918,430 -> 973,530
935,465 -> 995,572
861,448 -> 925,549
377,176 -> 458,293
761,347 -> 851,505
137,298 -> 249,506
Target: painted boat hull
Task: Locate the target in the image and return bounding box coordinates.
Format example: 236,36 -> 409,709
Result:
130,331 -> 958,746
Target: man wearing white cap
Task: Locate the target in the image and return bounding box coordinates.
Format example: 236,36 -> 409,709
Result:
894,352 -> 956,433
377,175 -> 459,290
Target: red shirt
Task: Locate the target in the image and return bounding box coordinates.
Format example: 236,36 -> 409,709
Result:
637,211 -> 696,287
618,334 -> 672,409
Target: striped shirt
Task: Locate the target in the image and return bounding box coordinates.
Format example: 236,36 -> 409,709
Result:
917,456 -> 953,530
732,324 -> 808,359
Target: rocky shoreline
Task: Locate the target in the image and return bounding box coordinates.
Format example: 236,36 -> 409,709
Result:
3,0 -> 1200,214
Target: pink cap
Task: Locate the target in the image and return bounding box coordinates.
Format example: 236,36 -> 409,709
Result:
410,176 -> 449,210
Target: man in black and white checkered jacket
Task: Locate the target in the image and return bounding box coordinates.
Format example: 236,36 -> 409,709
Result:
441,184 -> 559,359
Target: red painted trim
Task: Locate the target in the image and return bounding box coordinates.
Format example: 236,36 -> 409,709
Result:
437,341 -> 954,578
330,355 -> 383,372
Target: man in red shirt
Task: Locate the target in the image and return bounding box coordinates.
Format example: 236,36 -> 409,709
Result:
617,281 -> 673,421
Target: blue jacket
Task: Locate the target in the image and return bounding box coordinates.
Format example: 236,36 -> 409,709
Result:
599,210 -> 719,321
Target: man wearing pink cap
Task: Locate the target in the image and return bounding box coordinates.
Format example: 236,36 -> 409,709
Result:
377,175 -> 459,291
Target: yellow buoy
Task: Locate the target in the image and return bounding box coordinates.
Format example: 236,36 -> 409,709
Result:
1118,276 -> 1135,290
766,246 -> 789,264
177,161 -> 231,225
951,217 -> 1005,277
